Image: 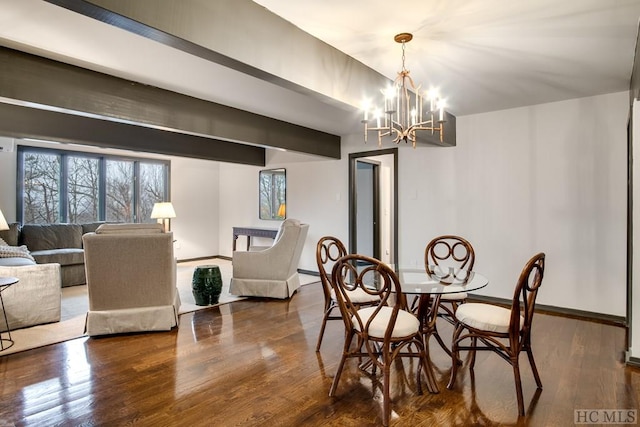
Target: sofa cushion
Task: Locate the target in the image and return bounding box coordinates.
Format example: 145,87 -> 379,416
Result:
31,248 -> 85,266
0,222 -> 21,246
20,224 -> 83,250
0,257 -> 37,266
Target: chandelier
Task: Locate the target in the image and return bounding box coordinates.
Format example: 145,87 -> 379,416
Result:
362,33 -> 446,148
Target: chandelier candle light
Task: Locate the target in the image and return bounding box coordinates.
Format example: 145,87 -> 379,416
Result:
362,33 -> 446,148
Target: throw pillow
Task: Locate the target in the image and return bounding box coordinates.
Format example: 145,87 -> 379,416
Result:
0,244 -> 36,261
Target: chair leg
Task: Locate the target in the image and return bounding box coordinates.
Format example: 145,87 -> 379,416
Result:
447,324 -> 464,389
526,347 -> 543,389
329,331 -> 353,397
512,357 -> 525,416
382,347 -> 392,426
315,306 -> 333,351
469,336 -> 478,368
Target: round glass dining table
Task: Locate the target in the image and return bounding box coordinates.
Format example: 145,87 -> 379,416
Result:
394,266 -> 489,393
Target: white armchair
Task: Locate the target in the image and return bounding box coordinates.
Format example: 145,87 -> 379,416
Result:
230,218 -> 309,299
82,223 -> 180,336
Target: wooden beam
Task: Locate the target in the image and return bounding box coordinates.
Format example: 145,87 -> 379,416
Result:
0,103 -> 266,165
0,46 -> 341,160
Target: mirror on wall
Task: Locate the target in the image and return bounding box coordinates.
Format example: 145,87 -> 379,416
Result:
259,168 -> 286,220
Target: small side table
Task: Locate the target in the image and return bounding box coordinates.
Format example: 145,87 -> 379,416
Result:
192,265 -> 223,306
0,276 -> 18,351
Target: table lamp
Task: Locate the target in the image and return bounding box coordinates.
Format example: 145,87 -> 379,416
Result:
0,209 -> 9,231
150,202 -> 176,232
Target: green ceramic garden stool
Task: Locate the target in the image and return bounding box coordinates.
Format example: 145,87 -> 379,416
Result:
192,265 -> 223,306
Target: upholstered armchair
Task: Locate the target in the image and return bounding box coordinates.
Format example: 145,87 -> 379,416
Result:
82,223 -> 180,336
230,218 -> 309,299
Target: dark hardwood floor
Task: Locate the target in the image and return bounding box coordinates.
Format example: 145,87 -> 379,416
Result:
0,282 -> 638,426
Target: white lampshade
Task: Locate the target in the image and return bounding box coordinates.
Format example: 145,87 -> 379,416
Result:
150,202 -> 176,219
0,209 -> 9,231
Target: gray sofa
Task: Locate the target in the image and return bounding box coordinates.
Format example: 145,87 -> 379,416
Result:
0,222 -> 104,287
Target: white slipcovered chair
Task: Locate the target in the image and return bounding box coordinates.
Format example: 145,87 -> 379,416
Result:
82,223 -> 180,336
230,218 -> 309,299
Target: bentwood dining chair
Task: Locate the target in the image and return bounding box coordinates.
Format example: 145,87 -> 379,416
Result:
330,254 -> 429,426
447,252 -> 546,416
420,235 -> 476,355
315,236 -> 379,351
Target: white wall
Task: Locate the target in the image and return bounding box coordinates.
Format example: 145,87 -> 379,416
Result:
217,151 -> 349,271
216,92 -> 627,316
170,156 -> 219,260
397,92 -> 628,316
0,90 -> 629,317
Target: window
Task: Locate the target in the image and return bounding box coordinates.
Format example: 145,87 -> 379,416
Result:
67,155 -> 100,223
259,168 -> 286,220
18,146 -> 170,225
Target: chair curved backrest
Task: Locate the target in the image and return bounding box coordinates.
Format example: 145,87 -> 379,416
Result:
509,252 -> 545,343
316,236 -> 348,306
331,254 -> 407,343
424,235 -> 475,273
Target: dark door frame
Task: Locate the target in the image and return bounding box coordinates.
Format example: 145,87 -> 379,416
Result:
349,148 -> 398,266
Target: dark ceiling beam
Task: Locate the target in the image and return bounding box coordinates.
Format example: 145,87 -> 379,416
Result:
0,103 -> 266,166
0,46 -> 341,160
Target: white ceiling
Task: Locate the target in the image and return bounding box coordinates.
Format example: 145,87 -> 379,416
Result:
253,0 -> 640,117
0,0 -> 639,138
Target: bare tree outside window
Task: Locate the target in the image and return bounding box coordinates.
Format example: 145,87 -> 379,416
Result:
259,169 -> 286,220
67,156 -> 100,223
106,159 -> 134,222
22,152 -> 61,224
18,146 -> 169,225
140,163 -> 166,223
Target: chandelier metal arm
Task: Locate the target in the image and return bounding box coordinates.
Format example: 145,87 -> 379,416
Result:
362,33 -> 446,148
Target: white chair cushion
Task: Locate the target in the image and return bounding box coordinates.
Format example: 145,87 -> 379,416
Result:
440,292 -> 468,301
455,303 -> 523,334
354,306 -> 420,339
331,288 -> 380,304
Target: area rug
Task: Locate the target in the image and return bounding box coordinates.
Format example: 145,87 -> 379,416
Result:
2,258 -> 319,356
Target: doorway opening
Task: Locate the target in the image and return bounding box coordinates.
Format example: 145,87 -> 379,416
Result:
349,148 -> 398,266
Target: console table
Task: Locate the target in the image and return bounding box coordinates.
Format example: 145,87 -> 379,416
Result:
232,226 -> 278,251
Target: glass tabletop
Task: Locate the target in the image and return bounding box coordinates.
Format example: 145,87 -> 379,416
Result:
395,266 -> 488,295
0,277 -> 19,288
